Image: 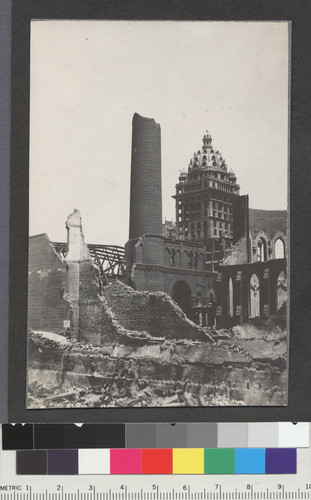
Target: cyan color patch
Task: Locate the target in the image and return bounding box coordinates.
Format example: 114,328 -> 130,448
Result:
235,448 -> 265,474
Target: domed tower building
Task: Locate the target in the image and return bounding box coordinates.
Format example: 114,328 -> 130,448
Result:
125,116 -> 218,326
173,131 -> 240,271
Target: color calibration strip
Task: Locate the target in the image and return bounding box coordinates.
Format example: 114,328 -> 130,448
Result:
2,423 -> 309,450
15,448 -> 297,475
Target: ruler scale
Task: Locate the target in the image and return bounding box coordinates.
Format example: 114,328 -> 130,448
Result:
1,489 -> 311,500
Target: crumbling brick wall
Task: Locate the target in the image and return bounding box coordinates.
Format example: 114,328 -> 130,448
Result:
28,229 -> 125,345
78,296 -> 124,346
28,234 -> 69,333
103,281 -> 209,341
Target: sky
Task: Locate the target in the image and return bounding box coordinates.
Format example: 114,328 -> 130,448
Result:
29,21 -> 289,246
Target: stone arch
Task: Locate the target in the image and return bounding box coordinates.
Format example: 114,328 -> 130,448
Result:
182,250 -> 188,268
164,247 -> 171,267
188,251 -> 194,268
228,276 -> 234,318
271,231 -> 286,259
199,253 -> 205,270
175,249 -> 181,268
196,291 -> 202,306
249,273 -> 260,318
194,251 -> 199,269
135,239 -> 145,263
172,280 -> 192,319
170,248 -> 176,267
257,237 -> 267,262
275,237 -> 285,259
254,232 -> 269,262
276,270 -> 287,310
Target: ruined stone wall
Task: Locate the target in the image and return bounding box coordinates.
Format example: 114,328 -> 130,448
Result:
78,295 -> 125,346
222,237 -> 249,266
126,233 -> 217,300
28,211 -> 129,344
28,232 -> 213,345
77,261 -> 104,344
28,234 -> 69,333
217,259 -> 287,328
103,281 -> 208,341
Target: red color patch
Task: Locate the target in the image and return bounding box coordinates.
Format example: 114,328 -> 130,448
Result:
142,449 -> 173,474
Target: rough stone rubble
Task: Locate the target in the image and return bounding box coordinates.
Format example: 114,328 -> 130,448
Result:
28,280 -> 287,408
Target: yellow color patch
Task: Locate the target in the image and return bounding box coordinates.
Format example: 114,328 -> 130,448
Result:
173,448 -> 204,474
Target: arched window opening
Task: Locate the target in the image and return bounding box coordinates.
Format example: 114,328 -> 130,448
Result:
277,270 -> 287,310
275,238 -> 285,259
257,237 -> 267,262
170,249 -> 175,267
228,277 -> 234,318
164,248 -> 171,267
182,251 -> 188,267
196,291 -> 202,306
172,280 -> 192,319
194,252 -> 198,269
188,252 -> 193,268
175,250 -> 181,268
135,241 -> 145,263
249,273 -> 260,318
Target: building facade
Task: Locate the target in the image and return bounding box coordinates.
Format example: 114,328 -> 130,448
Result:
173,131 -> 239,242
125,114 -> 287,329
217,209 -> 287,328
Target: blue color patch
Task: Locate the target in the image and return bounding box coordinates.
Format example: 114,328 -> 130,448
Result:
235,448 -> 265,474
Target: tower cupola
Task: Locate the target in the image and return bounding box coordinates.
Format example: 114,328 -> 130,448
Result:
202,130 -> 212,149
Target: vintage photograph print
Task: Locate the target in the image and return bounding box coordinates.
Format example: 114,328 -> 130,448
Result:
27,21 -> 289,408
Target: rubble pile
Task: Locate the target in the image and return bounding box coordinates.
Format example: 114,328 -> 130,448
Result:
28,316 -> 287,408
28,374 -> 247,409
27,281 -> 287,408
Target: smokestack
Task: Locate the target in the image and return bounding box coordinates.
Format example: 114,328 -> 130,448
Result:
129,113 -> 162,239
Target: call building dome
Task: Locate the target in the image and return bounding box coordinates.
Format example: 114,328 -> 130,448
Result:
173,130 -> 240,246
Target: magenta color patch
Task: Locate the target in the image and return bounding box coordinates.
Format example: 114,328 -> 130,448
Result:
110,449 -> 142,474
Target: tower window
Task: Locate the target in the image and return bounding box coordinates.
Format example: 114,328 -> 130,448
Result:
275,238 -> 285,259
257,238 -> 267,262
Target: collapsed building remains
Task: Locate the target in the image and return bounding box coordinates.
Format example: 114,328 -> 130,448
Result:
28,208 -> 287,408
27,113 -> 287,408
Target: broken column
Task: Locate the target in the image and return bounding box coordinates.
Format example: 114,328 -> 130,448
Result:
65,209 -> 93,341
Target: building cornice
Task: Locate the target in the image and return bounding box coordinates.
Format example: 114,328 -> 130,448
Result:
135,263 -> 212,278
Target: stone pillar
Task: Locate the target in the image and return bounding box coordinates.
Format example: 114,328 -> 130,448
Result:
129,113 -> 162,239
65,209 -> 92,341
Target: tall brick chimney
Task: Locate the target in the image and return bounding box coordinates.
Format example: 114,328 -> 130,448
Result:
129,113 -> 162,239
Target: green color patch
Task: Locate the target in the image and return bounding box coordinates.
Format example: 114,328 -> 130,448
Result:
204,448 -> 235,474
